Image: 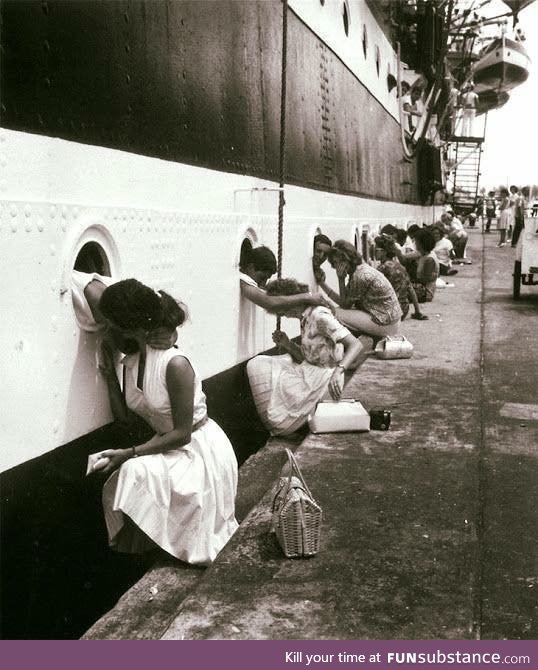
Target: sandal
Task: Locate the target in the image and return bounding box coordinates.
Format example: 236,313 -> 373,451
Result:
411,313 -> 428,320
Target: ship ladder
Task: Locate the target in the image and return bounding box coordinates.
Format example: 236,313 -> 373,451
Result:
450,136 -> 484,215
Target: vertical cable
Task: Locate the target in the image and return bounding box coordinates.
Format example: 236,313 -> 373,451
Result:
276,0 -> 288,330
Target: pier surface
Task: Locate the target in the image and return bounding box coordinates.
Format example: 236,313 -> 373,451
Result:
84,230 -> 537,640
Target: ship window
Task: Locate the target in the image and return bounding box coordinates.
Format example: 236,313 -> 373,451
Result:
361,229 -> 369,261
239,238 -> 253,272
375,46 -> 381,76
362,24 -> 368,58
354,230 -> 360,251
74,241 -> 111,275
387,65 -> 396,92
342,2 -> 350,36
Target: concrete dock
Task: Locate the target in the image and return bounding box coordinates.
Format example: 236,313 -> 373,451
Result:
83,229 -> 537,640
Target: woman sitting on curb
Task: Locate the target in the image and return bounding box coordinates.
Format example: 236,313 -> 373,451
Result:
374,236 -> 428,320
246,278 -> 364,436
317,240 -> 402,340
431,225 -> 458,276
411,229 -> 439,303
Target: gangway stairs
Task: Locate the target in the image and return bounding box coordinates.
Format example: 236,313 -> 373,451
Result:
447,135 -> 484,216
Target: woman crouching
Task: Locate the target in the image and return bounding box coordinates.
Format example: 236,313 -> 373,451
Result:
97,279 -> 238,566
247,278 -> 364,436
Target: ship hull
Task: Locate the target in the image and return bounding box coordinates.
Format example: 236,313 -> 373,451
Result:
0,1 -> 431,473
0,0 -> 434,639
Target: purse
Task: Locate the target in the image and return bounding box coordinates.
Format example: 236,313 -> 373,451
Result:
271,449 -> 322,558
308,399 -> 370,433
374,335 -> 414,359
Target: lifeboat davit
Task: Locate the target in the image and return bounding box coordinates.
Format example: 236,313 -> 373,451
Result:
472,35 -> 530,94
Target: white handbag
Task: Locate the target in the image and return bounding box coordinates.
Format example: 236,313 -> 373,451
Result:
308,399 -> 370,433
374,335 -> 413,360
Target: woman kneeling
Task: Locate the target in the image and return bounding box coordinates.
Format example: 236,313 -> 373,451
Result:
97,279 -> 238,566
247,278 -> 364,436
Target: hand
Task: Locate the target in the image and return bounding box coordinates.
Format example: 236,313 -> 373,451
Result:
310,292 -> 335,313
329,367 -> 344,400
99,448 -> 130,475
334,260 -> 349,279
147,327 -> 178,350
313,266 -> 326,284
272,330 -> 290,347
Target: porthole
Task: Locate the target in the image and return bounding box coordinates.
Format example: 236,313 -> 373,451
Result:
361,228 -> 369,261
74,241 -> 111,275
375,46 -> 381,77
387,67 -> 396,93
343,2 -> 350,36
239,237 -> 253,272
362,24 -> 368,58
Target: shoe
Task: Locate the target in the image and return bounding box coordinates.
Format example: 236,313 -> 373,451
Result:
496,243 -> 506,247
411,313 -> 429,320
447,269 -> 458,276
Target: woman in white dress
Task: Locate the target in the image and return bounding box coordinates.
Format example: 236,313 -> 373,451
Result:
247,278 -> 364,436
96,279 -> 238,565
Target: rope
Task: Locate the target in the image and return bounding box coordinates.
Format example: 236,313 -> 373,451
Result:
276,0 -> 288,331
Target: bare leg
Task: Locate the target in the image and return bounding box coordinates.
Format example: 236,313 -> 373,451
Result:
336,308 -> 400,338
407,285 -> 428,319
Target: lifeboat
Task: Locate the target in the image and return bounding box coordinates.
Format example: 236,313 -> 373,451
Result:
472,34 -> 530,94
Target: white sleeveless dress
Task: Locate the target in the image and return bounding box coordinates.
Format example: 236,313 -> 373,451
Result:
102,347 -> 239,565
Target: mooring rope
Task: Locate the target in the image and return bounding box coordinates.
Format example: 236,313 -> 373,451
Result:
276,0 -> 288,331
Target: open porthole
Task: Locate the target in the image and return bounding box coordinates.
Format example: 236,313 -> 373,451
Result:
342,1 -> 350,37
239,237 -> 253,273
361,227 -> 370,262
63,222 -> 121,330
74,241 -> 111,275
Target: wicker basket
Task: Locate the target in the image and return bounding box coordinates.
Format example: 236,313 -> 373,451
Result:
271,449 -> 322,558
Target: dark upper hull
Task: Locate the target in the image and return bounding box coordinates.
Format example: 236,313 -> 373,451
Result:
0,0 -> 418,204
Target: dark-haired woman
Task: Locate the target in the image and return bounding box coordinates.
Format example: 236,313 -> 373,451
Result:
374,236 -> 428,320
96,279 -> 238,565
411,229 -> 439,303
246,278 -> 364,435
71,270 -> 178,348
318,240 -> 402,338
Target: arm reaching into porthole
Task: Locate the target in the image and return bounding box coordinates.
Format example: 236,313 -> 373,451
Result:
71,270 -> 179,349
239,244 -> 332,311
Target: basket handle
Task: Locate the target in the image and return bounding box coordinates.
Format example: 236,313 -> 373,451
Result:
283,448 -> 316,502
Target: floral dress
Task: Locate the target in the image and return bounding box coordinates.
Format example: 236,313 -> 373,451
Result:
247,307 -> 351,435
377,260 -> 411,319
343,263 -> 402,325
